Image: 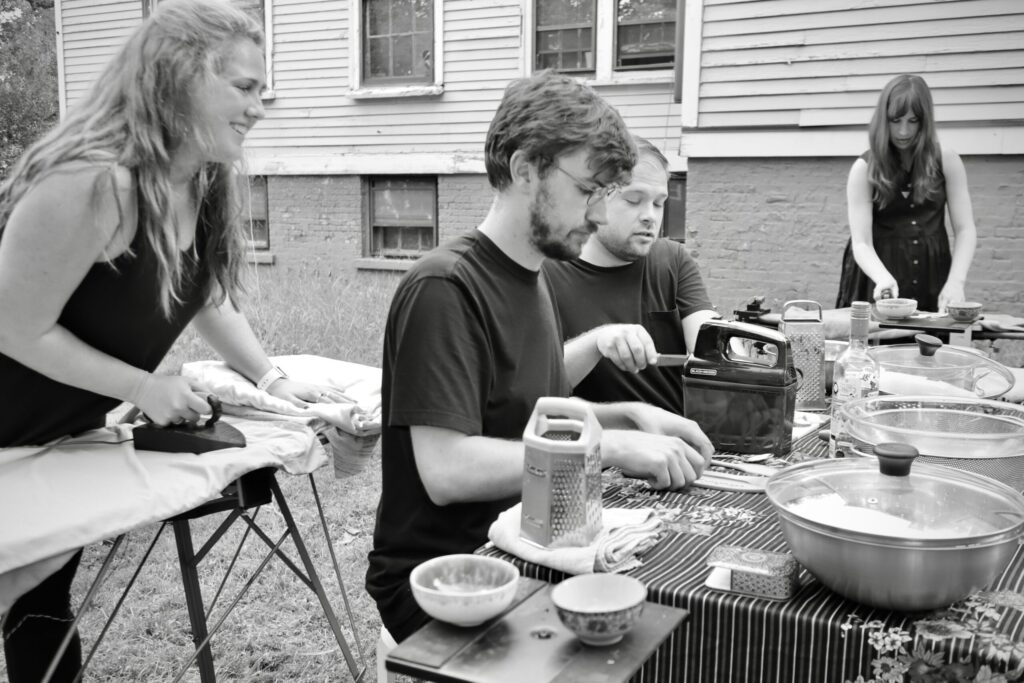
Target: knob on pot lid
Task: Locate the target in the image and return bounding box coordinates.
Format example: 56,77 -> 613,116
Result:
765,444 -> 1024,547
866,334 -> 1014,399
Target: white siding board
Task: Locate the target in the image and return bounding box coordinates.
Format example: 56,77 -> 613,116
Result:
699,110 -> 801,127
703,0 -> 950,20
702,85 -> 1024,112
701,69 -> 1024,96
701,32 -> 1024,68
799,102 -> 1024,127
59,0 -> 138,112
703,16 -> 1024,51
703,52 -> 1024,82
704,0 -> 1019,35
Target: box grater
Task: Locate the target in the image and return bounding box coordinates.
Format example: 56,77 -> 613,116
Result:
780,300 -> 827,411
520,397 -> 603,549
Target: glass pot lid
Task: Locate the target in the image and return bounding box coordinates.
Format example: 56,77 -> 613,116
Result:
867,334 -> 1013,399
766,444 -> 1024,547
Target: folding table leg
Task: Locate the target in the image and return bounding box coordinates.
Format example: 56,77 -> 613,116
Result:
269,476 -> 364,681
172,519 -> 217,683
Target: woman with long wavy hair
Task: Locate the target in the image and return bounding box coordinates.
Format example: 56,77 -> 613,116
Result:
836,74 -> 978,313
0,1 -> 339,679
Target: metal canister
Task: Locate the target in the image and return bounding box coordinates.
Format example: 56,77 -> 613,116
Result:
780,300 -> 827,411
520,397 -> 603,549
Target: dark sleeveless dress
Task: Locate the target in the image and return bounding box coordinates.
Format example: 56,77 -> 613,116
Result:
0,181 -> 209,447
836,152 -> 951,313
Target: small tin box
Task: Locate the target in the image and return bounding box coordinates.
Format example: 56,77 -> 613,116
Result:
704,545 -> 798,600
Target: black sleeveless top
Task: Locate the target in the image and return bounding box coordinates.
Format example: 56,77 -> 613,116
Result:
0,180 -> 210,446
836,151 -> 951,312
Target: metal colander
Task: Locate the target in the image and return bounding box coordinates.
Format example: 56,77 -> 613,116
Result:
836,395 -> 1024,491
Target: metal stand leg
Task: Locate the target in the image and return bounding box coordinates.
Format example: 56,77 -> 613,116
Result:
268,476 -> 364,681
172,519 -> 217,683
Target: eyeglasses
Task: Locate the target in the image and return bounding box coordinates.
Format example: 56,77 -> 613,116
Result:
553,165 -> 619,206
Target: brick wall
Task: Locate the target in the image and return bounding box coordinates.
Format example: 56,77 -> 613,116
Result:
262,174 -> 492,276
260,159 -> 1023,319
264,175 -> 363,276
686,156 -> 1024,322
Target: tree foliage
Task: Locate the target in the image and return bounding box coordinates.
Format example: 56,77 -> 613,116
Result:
0,0 -> 59,179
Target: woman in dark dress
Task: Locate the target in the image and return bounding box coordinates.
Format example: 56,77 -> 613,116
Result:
836,74 -> 977,313
0,1 -> 339,679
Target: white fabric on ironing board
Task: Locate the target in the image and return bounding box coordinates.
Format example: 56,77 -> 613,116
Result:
182,355 -> 382,436
0,417 -> 323,613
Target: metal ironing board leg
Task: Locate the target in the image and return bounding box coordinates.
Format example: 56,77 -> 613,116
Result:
34,466 -> 366,682
172,518 -> 217,683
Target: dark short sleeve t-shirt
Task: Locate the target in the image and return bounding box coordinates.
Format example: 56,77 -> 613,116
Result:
366,231 -> 570,634
543,239 -> 713,414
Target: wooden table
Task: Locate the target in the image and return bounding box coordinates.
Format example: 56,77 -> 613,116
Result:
386,577 -> 687,683
480,431 -> 1024,683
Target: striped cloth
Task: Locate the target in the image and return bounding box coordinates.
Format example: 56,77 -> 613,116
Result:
480,431 -> 1024,683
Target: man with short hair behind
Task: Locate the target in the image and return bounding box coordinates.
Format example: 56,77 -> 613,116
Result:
545,138 -> 720,415
366,74 -> 714,646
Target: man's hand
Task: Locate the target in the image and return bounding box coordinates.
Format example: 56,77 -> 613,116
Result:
601,429 -> 708,490
628,404 -> 715,456
594,324 -> 658,373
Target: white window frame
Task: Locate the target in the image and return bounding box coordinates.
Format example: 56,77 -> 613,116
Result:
348,0 -> 445,99
524,0 -> 675,86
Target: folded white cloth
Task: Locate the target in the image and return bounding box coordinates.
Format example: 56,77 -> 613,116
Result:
487,503 -> 673,575
978,314 -> 1024,334
182,355 -> 382,437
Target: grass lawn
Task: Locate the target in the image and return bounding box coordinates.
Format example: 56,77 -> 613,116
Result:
1,265 -> 404,682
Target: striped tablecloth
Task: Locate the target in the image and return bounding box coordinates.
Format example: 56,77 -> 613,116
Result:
480,432 -> 1024,683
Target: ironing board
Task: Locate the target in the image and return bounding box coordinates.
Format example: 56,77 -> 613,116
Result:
0,418 -> 367,682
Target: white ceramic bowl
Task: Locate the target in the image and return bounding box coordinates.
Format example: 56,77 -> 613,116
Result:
874,297 -> 917,320
551,574 -> 647,646
409,554 -> 519,627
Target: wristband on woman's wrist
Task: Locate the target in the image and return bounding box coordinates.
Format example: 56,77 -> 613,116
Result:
255,366 -> 288,392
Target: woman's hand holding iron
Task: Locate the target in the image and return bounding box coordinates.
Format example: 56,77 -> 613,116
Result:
130,372 -> 211,426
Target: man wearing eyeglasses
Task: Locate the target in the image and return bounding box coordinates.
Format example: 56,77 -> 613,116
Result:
366,73 -> 714,651
544,138 -> 720,415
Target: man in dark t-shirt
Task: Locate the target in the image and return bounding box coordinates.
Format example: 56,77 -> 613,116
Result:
366,74 -> 715,647
544,139 -> 720,415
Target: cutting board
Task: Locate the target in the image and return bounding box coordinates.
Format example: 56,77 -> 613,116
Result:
873,310 -> 975,333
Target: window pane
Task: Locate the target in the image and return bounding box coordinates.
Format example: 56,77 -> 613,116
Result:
239,175 -> 269,249
368,177 -> 438,259
538,0 -> 593,26
364,0 -> 433,84
535,0 -> 595,73
616,0 -> 676,70
663,173 -> 686,242
367,37 -> 390,78
393,34 -> 414,77
391,0 -> 413,33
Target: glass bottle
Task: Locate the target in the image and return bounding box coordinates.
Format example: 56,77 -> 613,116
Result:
829,301 -> 879,457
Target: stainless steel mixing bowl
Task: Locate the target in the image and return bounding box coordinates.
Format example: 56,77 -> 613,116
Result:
766,444 -> 1024,611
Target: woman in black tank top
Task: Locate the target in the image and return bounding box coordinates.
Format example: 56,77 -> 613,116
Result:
836,74 -> 978,314
0,2 -> 339,679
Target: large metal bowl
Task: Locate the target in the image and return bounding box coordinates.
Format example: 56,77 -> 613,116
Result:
835,395 -> 1024,490
766,445 -> 1024,611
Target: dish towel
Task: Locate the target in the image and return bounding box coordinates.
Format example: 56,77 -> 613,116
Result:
181,355 -> 382,437
978,314 -> 1024,334
487,502 -> 676,575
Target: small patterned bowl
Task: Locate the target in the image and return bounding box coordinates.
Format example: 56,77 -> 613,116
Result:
410,554 -> 519,627
946,301 -> 983,323
875,297 -> 918,320
551,574 -> 647,646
